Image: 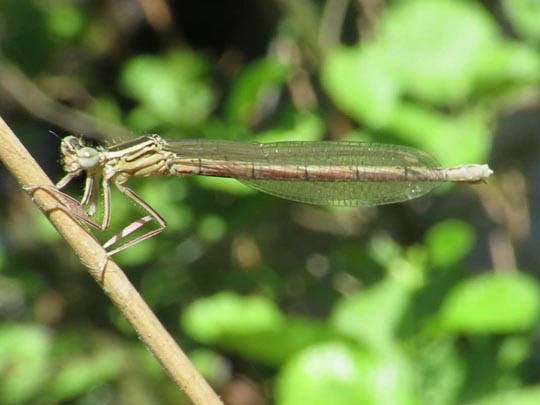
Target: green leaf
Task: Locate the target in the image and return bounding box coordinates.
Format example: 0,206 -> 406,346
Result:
182,292 -> 336,365
475,41 -> 540,89
226,58 -> 290,125
120,51 -> 215,129
439,273 -> 540,333
91,96 -> 123,126
255,111 -> 325,142
331,278 -> 410,349
195,176 -> 255,196
425,220 -> 476,268
321,45 -> 400,127
0,244 -> 5,271
380,0 -> 499,104
498,337 -> 531,370
46,4 -> 85,41
388,104 -> 492,166
468,385 -> 540,405
188,349 -> 230,388
276,342 -> 415,405
241,317 -> 338,365
197,214 -> 227,243
182,291 -> 285,343
48,349 -> 124,400
503,0 -> 540,43
0,325 -> 51,403
415,340 -> 466,405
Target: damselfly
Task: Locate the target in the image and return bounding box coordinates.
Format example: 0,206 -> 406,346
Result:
42,135 -> 492,255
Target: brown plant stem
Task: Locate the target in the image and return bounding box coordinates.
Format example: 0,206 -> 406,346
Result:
0,115 -> 223,405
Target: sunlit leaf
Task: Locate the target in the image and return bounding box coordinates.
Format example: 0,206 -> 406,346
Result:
182,292 -> 336,365
197,214 -> 227,242
425,220 -> 476,268
255,111 -> 325,142
276,342 -> 415,405
503,0 -> 540,43
498,337 -> 531,370
121,51 -> 215,129
195,176 -> 255,196
389,105 -> 491,166
91,97 -> 123,127
48,349 -> 124,400
468,385 -> 540,405
380,0 -> 499,104
475,41 -> 540,88
439,273 -> 540,333
46,4 -> 85,40
321,45 -> 400,128
331,278 -> 410,349
182,291 -> 284,343
415,340 -> 466,405
189,349 -> 231,388
226,58 -> 290,125
0,325 -> 50,403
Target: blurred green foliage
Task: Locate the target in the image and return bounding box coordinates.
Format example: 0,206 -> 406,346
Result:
1,0 -> 539,404
121,51 -> 215,130
503,0 -> 540,44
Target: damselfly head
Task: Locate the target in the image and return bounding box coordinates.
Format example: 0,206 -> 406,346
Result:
60,136 -> 101,174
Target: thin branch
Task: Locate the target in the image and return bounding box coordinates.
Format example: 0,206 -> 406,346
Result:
319,0 -> 349,50
0,63 -> 131,142
138,0 -> 172,31
0,115 -> 223,405
276,0 -> 325,64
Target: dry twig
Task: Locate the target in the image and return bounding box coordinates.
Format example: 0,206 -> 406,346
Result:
0,115 -> 222,405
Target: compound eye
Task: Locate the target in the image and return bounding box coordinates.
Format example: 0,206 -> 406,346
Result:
77,147 -> 100,169
61,136 -> 83,154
